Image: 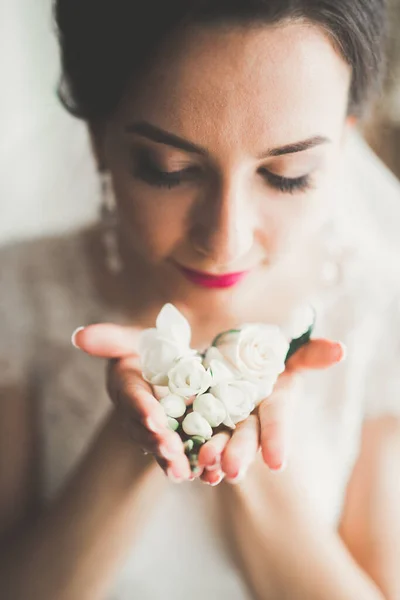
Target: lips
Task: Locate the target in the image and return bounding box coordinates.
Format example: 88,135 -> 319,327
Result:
176,264 -> 251,289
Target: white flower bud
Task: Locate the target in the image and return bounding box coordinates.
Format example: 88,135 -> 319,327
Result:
168,356 -> 212,398
159,394 -> 187,418
182,411 -> 213,440
211,380 -> 258,428
167,417 -> 179,431
193,393 -> 227,427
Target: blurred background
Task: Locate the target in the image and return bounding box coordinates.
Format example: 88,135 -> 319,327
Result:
1,0 -> 400,246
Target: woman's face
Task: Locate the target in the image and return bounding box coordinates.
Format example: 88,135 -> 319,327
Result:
98,21 -> 351,312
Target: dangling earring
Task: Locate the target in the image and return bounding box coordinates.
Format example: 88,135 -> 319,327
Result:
100,171 -> 123,274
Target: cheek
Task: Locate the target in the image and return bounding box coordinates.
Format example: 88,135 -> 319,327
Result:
113,178 -> 190,260
257,189 -> 328,254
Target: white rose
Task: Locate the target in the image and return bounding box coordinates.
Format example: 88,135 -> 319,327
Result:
182,411 -> 213,439
193,393 -> 227,427
159,394 -> 187,418
213,324 -> 289,383
168,356 -> 212,398
139,303 -> 195,385
281,304 -> 315,341
211,380 -> 258,428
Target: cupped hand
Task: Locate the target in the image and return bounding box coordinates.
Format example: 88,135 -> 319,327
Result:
73,324 -> 192,483
197,339 -> 346,485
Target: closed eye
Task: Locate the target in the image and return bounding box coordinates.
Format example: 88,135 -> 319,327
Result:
133,153 -> 198,189
133,151 -> 313,194
259,169 -> 312,194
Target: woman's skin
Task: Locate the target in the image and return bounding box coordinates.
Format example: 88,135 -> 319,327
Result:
84,20 -> 351,482
1,19 -> 398,600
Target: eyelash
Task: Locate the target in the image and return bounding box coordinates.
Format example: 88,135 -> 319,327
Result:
134,156 -> 311,194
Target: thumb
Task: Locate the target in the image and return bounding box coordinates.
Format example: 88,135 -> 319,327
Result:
71,323 -> 142,359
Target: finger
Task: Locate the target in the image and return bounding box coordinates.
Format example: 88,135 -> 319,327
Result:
72,324 -> 142,359
110,360 -> 188,466
155,455 -> 193,483
198,431 -> 231,470
221,414 -> 260,481
123,419 -> 186,463
109,357 -> 170,434
200,468 -> 224,486
285,338 -> 346,374
165,454 -> 192,482
258,377 -> 298,471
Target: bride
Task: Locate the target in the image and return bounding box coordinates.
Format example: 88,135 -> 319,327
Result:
1,1 -> 399,598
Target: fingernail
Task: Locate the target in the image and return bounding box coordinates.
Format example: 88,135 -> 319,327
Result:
226,467 -> 246,484
71,327 -> 85,349
210,474 -> 224,487
166,468 -> 184,483
159,444 -> 183,461
159,445 -> 175,461
336,342 -> 347,362
270,459 -> 287,473
265,437 -> 285,471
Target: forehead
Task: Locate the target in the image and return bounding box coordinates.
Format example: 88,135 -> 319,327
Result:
117,21 -> 351,151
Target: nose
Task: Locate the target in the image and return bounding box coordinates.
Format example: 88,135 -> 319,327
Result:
189,178 -> 255,267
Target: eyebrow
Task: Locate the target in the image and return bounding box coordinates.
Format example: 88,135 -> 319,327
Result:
125,121 -> 330,158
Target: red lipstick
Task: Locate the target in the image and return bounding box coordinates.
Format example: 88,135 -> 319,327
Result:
176,264 -> 251,288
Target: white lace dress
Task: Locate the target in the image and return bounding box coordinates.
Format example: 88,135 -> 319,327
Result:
0,134 -> 399,599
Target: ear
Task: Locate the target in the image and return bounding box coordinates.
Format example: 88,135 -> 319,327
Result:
87,122 -> 108,172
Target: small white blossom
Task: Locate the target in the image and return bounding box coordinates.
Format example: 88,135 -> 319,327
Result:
182,411 -> 213,439
159,394 -> 187,418
168,356 -> 212,398
193,393 -> 227,427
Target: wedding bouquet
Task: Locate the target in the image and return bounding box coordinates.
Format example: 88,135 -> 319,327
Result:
139,303 -> 315,470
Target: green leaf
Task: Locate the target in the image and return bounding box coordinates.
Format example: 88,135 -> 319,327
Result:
211,329 -> 241,347
285,311 -> 316,362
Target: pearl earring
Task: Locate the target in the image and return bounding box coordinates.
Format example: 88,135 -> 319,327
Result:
100,172 -> 123,274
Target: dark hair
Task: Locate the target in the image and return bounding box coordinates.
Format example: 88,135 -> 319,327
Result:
54,0 -> 387,122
